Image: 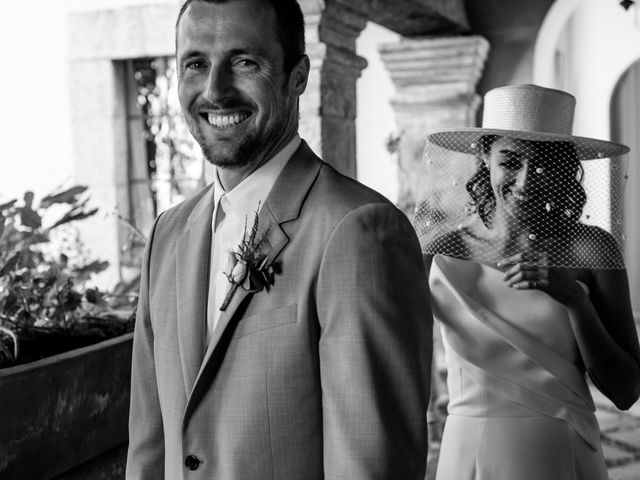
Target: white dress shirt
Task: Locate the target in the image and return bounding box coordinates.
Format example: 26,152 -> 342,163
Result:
205,135 -> 301,344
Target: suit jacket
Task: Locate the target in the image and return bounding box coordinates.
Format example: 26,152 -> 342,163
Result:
126,141 -> 433,479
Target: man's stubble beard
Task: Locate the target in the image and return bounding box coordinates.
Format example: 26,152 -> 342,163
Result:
198,131 -> 263,170
185,115 -> 264,171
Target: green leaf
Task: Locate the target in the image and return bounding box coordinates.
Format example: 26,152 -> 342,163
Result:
23,191 -> 35,207
0,253 -> 20,276
73,260 -> 110,278
48,208 -> 98,230
19,206 -> 42,229
0,199 -> 17,212
40,185 -> 89,208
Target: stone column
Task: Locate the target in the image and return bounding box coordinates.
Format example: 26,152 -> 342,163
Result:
380,36 -> 490,214
299,1 -> 369,178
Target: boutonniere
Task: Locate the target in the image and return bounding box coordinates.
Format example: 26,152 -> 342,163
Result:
220,203 -> 274,311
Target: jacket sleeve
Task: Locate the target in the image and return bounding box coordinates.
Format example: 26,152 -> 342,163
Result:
126,214 -> 166,479
316,203 -> 433,479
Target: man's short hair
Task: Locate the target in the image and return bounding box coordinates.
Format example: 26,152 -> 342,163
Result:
176,0 -> 306,73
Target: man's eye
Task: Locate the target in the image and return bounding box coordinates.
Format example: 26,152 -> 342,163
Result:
233,59 -> 258,71
185,60 -> 205,71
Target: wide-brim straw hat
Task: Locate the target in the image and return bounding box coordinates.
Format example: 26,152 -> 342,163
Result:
428,84 -> 629,160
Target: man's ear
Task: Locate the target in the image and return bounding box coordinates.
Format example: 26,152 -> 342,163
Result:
290,55 -> 310,95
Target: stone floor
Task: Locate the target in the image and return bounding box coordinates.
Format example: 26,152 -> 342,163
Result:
593,389 -> 640,480
426,388 -> 640,480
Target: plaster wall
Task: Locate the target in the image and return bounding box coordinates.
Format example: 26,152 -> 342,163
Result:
562,1 -> 640,141
356,22 -> 400,203
533,0 -> 640,139
464,0 -> 554,95
0,1 -> 74,202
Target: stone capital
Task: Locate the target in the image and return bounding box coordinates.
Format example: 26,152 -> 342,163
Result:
380,35 -> 489,113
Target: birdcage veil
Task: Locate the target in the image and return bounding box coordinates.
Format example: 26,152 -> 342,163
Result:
412,85 -> 630,269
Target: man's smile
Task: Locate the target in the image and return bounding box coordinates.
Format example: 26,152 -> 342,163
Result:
199,111 -> 252,128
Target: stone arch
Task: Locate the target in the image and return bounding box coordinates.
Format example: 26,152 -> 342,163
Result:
531,0 -> 640,139
532,0 -> 581,87
612,59 -> 640,317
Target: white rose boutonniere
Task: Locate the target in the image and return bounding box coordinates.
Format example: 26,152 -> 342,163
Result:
220,203 -> 274,311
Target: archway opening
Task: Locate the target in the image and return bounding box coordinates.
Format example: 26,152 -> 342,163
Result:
611,59 -> 640,318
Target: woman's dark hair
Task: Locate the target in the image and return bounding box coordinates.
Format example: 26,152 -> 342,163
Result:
176,0 -> 306,74
465,135 -> 587,231
465,135 -> 497,226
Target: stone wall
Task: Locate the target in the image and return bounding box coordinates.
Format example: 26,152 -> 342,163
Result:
68,4 -> 177,286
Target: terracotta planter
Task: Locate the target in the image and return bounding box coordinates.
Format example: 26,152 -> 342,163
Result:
0,333 -> 133,480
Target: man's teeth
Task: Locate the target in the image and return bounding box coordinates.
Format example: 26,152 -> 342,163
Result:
207,112 -> 249,128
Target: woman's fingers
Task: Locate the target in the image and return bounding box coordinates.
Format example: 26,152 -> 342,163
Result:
510,278 -> 549,290
500,254 -> 550,289
502,263 -> 538,282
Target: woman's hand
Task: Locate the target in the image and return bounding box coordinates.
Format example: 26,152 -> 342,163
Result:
496,250 -> 587,307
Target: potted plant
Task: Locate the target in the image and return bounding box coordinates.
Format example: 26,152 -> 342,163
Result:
0,186 -> 138,479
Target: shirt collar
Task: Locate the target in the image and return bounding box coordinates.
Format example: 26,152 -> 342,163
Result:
213,134 -> 300,221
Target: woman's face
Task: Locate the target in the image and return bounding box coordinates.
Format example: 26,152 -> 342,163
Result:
483,136 -> 549,225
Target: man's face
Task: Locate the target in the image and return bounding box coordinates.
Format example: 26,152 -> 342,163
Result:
176,0 -> 307,172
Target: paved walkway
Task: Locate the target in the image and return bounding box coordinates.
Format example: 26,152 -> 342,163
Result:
593,389 -> 640,480
426,387 -> 640,480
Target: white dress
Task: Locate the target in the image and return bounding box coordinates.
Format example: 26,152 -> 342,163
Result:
431,255 -> 609,480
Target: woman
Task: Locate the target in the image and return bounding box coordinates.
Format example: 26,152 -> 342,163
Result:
414,84 -> 640,479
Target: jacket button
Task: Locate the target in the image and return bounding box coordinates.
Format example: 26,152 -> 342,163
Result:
184,454 -> 200,470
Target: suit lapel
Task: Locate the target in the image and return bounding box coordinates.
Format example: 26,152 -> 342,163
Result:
186,141 -> 323,406
176,185 -> 215,396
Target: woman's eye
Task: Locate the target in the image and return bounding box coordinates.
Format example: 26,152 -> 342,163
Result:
500,158 -> 521,170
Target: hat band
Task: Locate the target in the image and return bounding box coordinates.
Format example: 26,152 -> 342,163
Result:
483,109 -> 575,135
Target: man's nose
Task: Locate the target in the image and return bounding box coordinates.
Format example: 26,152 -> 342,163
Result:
203,66 -> 233,104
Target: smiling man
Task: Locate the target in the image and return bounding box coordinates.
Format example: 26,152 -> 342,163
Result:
126,1 -> 432,479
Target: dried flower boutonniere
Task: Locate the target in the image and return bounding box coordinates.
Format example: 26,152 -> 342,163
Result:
220,203 -> 274,311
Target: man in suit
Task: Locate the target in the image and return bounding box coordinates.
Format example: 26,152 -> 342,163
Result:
126,0 -> 432,478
